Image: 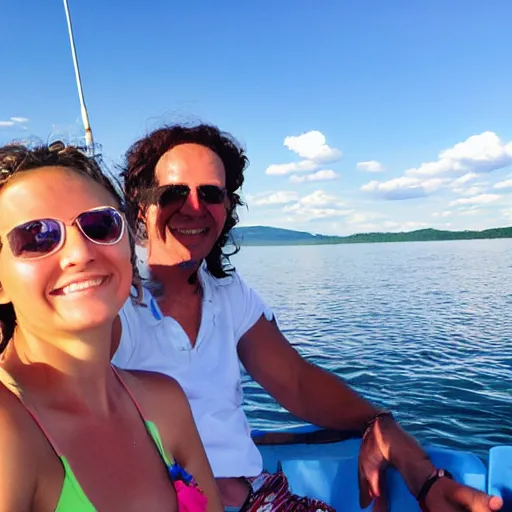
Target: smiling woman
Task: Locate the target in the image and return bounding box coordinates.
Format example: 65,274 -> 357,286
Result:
0,141 -> 222,512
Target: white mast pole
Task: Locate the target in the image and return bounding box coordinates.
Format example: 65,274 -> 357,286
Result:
62,0 -> 94,155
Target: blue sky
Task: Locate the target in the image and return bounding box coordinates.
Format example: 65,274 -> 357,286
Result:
2,0 -> 511,235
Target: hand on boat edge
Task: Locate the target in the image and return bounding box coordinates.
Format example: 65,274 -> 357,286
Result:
423,477 -> 503,512
357,415 -> 503,511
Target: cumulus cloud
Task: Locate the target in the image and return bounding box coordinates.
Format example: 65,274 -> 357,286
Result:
266,131 -> 342,176
361,132 -> 512,201
357,160 -> 385,173
290,169 -> 338,184
451,172 -> 479,187
406,132 -> 512,177
361,176 -> 450,200
284,131 -> 342,162
246,191 -> 299,206
266,160 -> 319,176
494,179 -> 512,190
282,190 -> 352,221
0,116 -> 29,128
449,194 -> 502,206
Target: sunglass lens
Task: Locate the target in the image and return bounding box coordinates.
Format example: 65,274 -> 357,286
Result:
158,185 -> 190,208
7,219 -> 62,258
78,208 -> 124,244
198,185 -> 226,204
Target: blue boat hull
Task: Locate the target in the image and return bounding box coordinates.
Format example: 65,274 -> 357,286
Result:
253,425 -> 512,511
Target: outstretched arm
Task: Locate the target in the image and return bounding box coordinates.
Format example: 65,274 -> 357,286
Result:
238,316 -> 503,511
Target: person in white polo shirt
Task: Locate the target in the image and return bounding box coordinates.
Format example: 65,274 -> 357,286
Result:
111,123 -> 503,512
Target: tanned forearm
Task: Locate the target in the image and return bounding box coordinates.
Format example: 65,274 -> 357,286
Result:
286,359 -> 381,432
290,360 -> 434,494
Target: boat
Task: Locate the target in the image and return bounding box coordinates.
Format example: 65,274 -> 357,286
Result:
252,425 -> 512,511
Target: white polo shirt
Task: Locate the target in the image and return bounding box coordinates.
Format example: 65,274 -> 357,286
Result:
112,266 -> 273,478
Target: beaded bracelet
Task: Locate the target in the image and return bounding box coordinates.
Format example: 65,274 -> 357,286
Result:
362,410 -> 394,441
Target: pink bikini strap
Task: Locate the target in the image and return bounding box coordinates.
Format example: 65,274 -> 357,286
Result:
110,365 -> 148,421
0,377 -> 63,456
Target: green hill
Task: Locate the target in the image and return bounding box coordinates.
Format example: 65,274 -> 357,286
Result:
232,226 -> 512,246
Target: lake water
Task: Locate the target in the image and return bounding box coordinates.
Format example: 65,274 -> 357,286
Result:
232,239 -> 512,458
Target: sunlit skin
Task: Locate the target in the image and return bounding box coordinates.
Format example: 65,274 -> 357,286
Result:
0,167 -> 133,379
146,143 -> 229,270
0,166 -> 223,511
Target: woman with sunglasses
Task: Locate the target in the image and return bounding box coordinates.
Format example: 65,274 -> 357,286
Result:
112,124 -> 503,512
0,141 -> 223,511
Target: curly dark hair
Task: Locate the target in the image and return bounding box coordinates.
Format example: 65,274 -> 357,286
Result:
121,123 -> 248,279
0,141 -> 142,353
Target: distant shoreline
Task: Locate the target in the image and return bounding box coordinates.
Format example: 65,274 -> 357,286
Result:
233,226 -> 512,247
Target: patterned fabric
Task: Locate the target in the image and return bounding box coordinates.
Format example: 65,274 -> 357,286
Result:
161,436 -> 207,512
241,471 -> 335,512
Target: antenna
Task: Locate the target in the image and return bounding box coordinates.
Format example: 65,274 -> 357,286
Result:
62,0 -> 95,155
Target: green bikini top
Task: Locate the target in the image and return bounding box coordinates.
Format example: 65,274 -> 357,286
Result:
55,421 -> 170,511
5,366 -> 203,511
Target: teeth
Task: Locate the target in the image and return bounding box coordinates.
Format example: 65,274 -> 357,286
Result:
61,278 -> 105,295
174,228 -> 207,235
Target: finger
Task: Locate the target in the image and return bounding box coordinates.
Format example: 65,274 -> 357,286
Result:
488,495 -> 504,511
373,481 -> 389,512
444,481 -> 504,512
368,469 -> 382,499
358,467 -> 373,509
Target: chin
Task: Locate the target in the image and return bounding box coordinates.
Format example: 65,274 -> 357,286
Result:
58,304 -> 121,333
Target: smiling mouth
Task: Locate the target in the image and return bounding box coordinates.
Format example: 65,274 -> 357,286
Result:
171,227 -> 209,235
51,277 -> 109,296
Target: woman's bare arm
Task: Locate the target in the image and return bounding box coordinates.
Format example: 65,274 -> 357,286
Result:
0,395 -> 38,512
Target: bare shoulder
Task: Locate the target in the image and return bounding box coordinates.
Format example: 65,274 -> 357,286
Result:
116,368 -> 189,420
0,386 -> 40,510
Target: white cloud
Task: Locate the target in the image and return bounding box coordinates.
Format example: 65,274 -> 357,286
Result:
357,160 -> 385,173
266,131 -> 342,176
451,172 -> 479,187
450,193 -> 502,206
406,132 -> 512,177
293,190 -> 344,208
284,131 -> 342,162
290,169 -> 338,183
246,191 -> 299,206
266,160 -> 319,176
361,176 -> 449,200
494,179 -> 512,190
453,185 -> 486,196
0,117 -> 29,128
282,190 -> 351,221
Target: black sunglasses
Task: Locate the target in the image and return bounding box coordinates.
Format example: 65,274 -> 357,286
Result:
5,206 -> 125,260
146,184 -> 227,208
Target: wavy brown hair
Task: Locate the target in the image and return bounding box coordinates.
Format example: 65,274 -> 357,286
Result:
0,141 -> 142,353
121,123 -> 248,279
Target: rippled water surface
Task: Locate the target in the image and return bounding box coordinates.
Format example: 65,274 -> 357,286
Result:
233,239 -> 512,457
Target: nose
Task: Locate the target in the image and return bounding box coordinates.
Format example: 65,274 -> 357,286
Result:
58,225 -> 96,269
179,188 -> 206,216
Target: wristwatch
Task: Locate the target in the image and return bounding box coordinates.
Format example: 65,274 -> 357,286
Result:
416,468 -> 453,504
